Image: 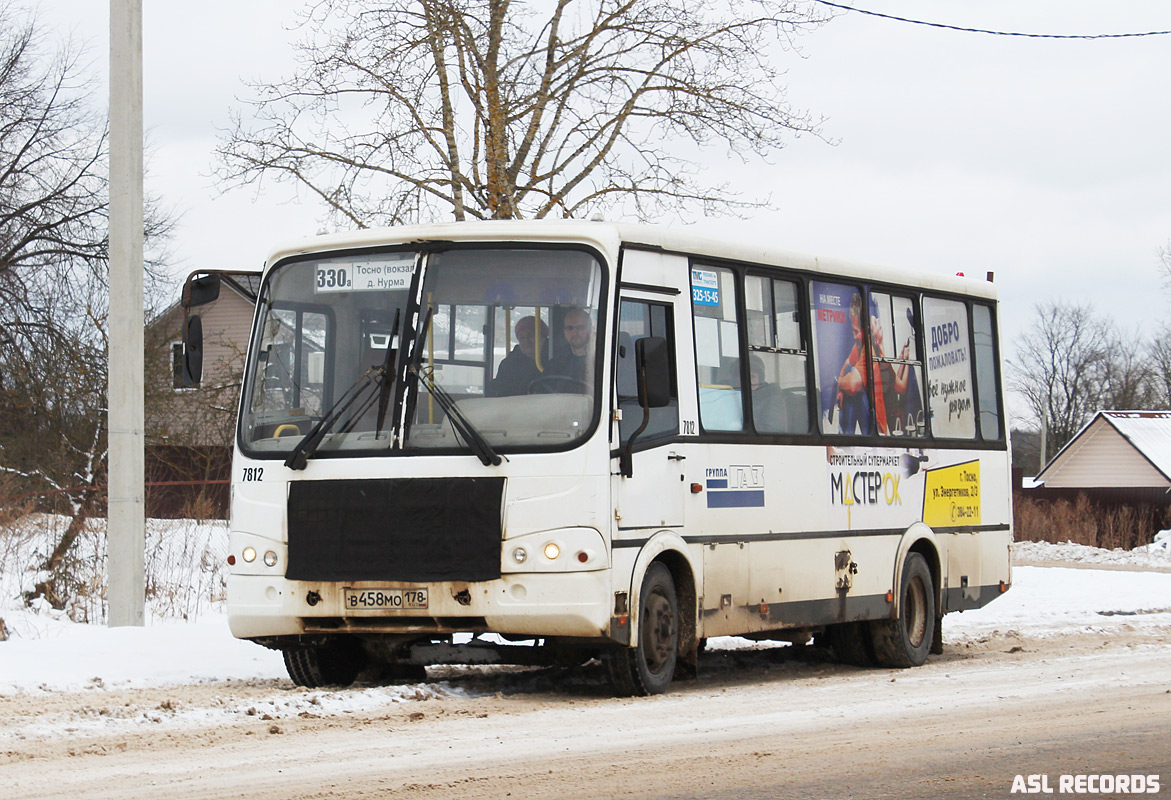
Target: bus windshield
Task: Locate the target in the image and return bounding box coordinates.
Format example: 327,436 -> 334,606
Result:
239,246 -> 604,458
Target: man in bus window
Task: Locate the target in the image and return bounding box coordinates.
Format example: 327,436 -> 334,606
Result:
750,354 -> 785,433
544,308 -> 593,392
487,315 -> 548,396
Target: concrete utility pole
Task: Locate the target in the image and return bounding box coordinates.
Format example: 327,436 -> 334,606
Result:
107,0 -> 145,627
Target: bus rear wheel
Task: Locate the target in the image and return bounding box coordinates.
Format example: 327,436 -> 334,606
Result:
604,563 -> 679,696
871,552 -> 935,667
283,637 -> 367,688
826,621 -> 877,667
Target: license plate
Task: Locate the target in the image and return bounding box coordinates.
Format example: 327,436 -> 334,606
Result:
343,588 -> 429,611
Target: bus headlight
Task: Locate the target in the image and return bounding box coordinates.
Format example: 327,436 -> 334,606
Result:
228,532 -> 284,575
502,528 -> 607,573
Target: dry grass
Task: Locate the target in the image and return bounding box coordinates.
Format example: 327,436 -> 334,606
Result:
1014,493 -> 1165,551
0,502 -> 227,623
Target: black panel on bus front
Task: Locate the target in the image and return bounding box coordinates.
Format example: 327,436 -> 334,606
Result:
286,477 -> 504,583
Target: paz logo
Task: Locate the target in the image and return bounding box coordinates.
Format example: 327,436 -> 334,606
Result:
705,465 -> 765,508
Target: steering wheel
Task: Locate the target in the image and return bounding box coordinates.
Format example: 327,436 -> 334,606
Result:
528,375 -> 591,394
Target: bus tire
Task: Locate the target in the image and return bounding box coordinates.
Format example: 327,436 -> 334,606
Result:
604,563 -> 679,696
871,552 -> 935,668
826,621 -> 877,667
283,637 -> 366,688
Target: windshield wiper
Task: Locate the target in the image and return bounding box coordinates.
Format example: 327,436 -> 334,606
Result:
374,309 -> 402,435
284,309 -> 400,471
283,370 -> 379,470
406,308 -> 502,467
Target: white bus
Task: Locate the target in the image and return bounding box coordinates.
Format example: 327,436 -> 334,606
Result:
185,220 -> 1012,695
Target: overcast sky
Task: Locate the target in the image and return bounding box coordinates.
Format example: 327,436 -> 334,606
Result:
34,1 -> 1171,421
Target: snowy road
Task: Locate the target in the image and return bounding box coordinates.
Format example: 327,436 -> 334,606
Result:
1,561 -> 1169,800
2,628 -> 1168,800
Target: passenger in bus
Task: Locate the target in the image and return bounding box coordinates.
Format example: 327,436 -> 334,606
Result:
835,292 -> 871,434
543,308 -> 594,392
749,354 -> 786,433
487,315 -> 549,397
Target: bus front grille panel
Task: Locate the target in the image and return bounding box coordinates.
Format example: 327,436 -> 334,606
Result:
286,477 -> 504,582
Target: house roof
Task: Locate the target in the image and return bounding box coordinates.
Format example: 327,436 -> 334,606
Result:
220,272 -> 261,301
1035,410 -> 1171,488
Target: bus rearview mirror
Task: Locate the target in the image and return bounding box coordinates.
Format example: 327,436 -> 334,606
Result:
636,336 -> 671,409
181,315 -> 203,387
184,274 -> 221,308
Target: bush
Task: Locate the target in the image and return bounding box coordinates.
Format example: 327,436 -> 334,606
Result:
0,510 -> 227,624
1013,492 -> 1165,551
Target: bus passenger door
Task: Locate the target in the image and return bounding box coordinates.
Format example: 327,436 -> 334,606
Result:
613,294 -> 685,529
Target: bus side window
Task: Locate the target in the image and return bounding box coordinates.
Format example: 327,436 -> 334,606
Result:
972,303 -> 1002,440
868,291 -> 925,438
810,281 -> 870,436
617,299 -> 678,442
691,265 -> 744,432
745,274 -> 809,434
922,296 -> 977,439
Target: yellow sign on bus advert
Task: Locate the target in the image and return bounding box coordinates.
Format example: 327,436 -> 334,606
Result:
922,460 -> 980,527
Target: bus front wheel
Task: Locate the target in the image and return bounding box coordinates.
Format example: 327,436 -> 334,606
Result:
871,552 -> 935,667
604,563 -> 679,696
283,637 -> 367,688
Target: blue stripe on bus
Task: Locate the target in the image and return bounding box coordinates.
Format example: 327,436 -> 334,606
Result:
706,490 -> 765,508
706,479 -> 728,489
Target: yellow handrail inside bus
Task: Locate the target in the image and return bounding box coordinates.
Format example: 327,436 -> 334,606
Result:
427,298 -> 435,424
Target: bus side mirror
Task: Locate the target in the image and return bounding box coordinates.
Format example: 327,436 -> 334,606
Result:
178,271 -> 222,388
180,314 -> 203,387
184,274 -> 221,308
636,336 -> 671,409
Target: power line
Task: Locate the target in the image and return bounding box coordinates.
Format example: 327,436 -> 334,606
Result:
812,1 -> 1171,39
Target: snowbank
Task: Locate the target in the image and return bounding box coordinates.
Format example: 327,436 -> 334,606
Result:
1,518 -> 1169,696
1013,537 -> 1171,567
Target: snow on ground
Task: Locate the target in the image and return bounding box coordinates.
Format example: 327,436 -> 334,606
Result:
0,524 -> 1168,745
1014,530 -> 1171,566
0,528 -> 1167,696
0,516 -> 1169,715
0,615 -> 286,695
943,564 -> 1171,642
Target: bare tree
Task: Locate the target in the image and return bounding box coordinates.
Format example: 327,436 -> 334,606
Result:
0,4 -> 107,320
1009,301 -> 1111,464
216,0 -> 827,225
0,4 -> 110,553
1143,243 -> 1171,406
0,303 -> 107,611
0,3 -> 173,611
1100,325 -> 1157,411
1147,322 -> 1171,408
1158,241 -> 1171,287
